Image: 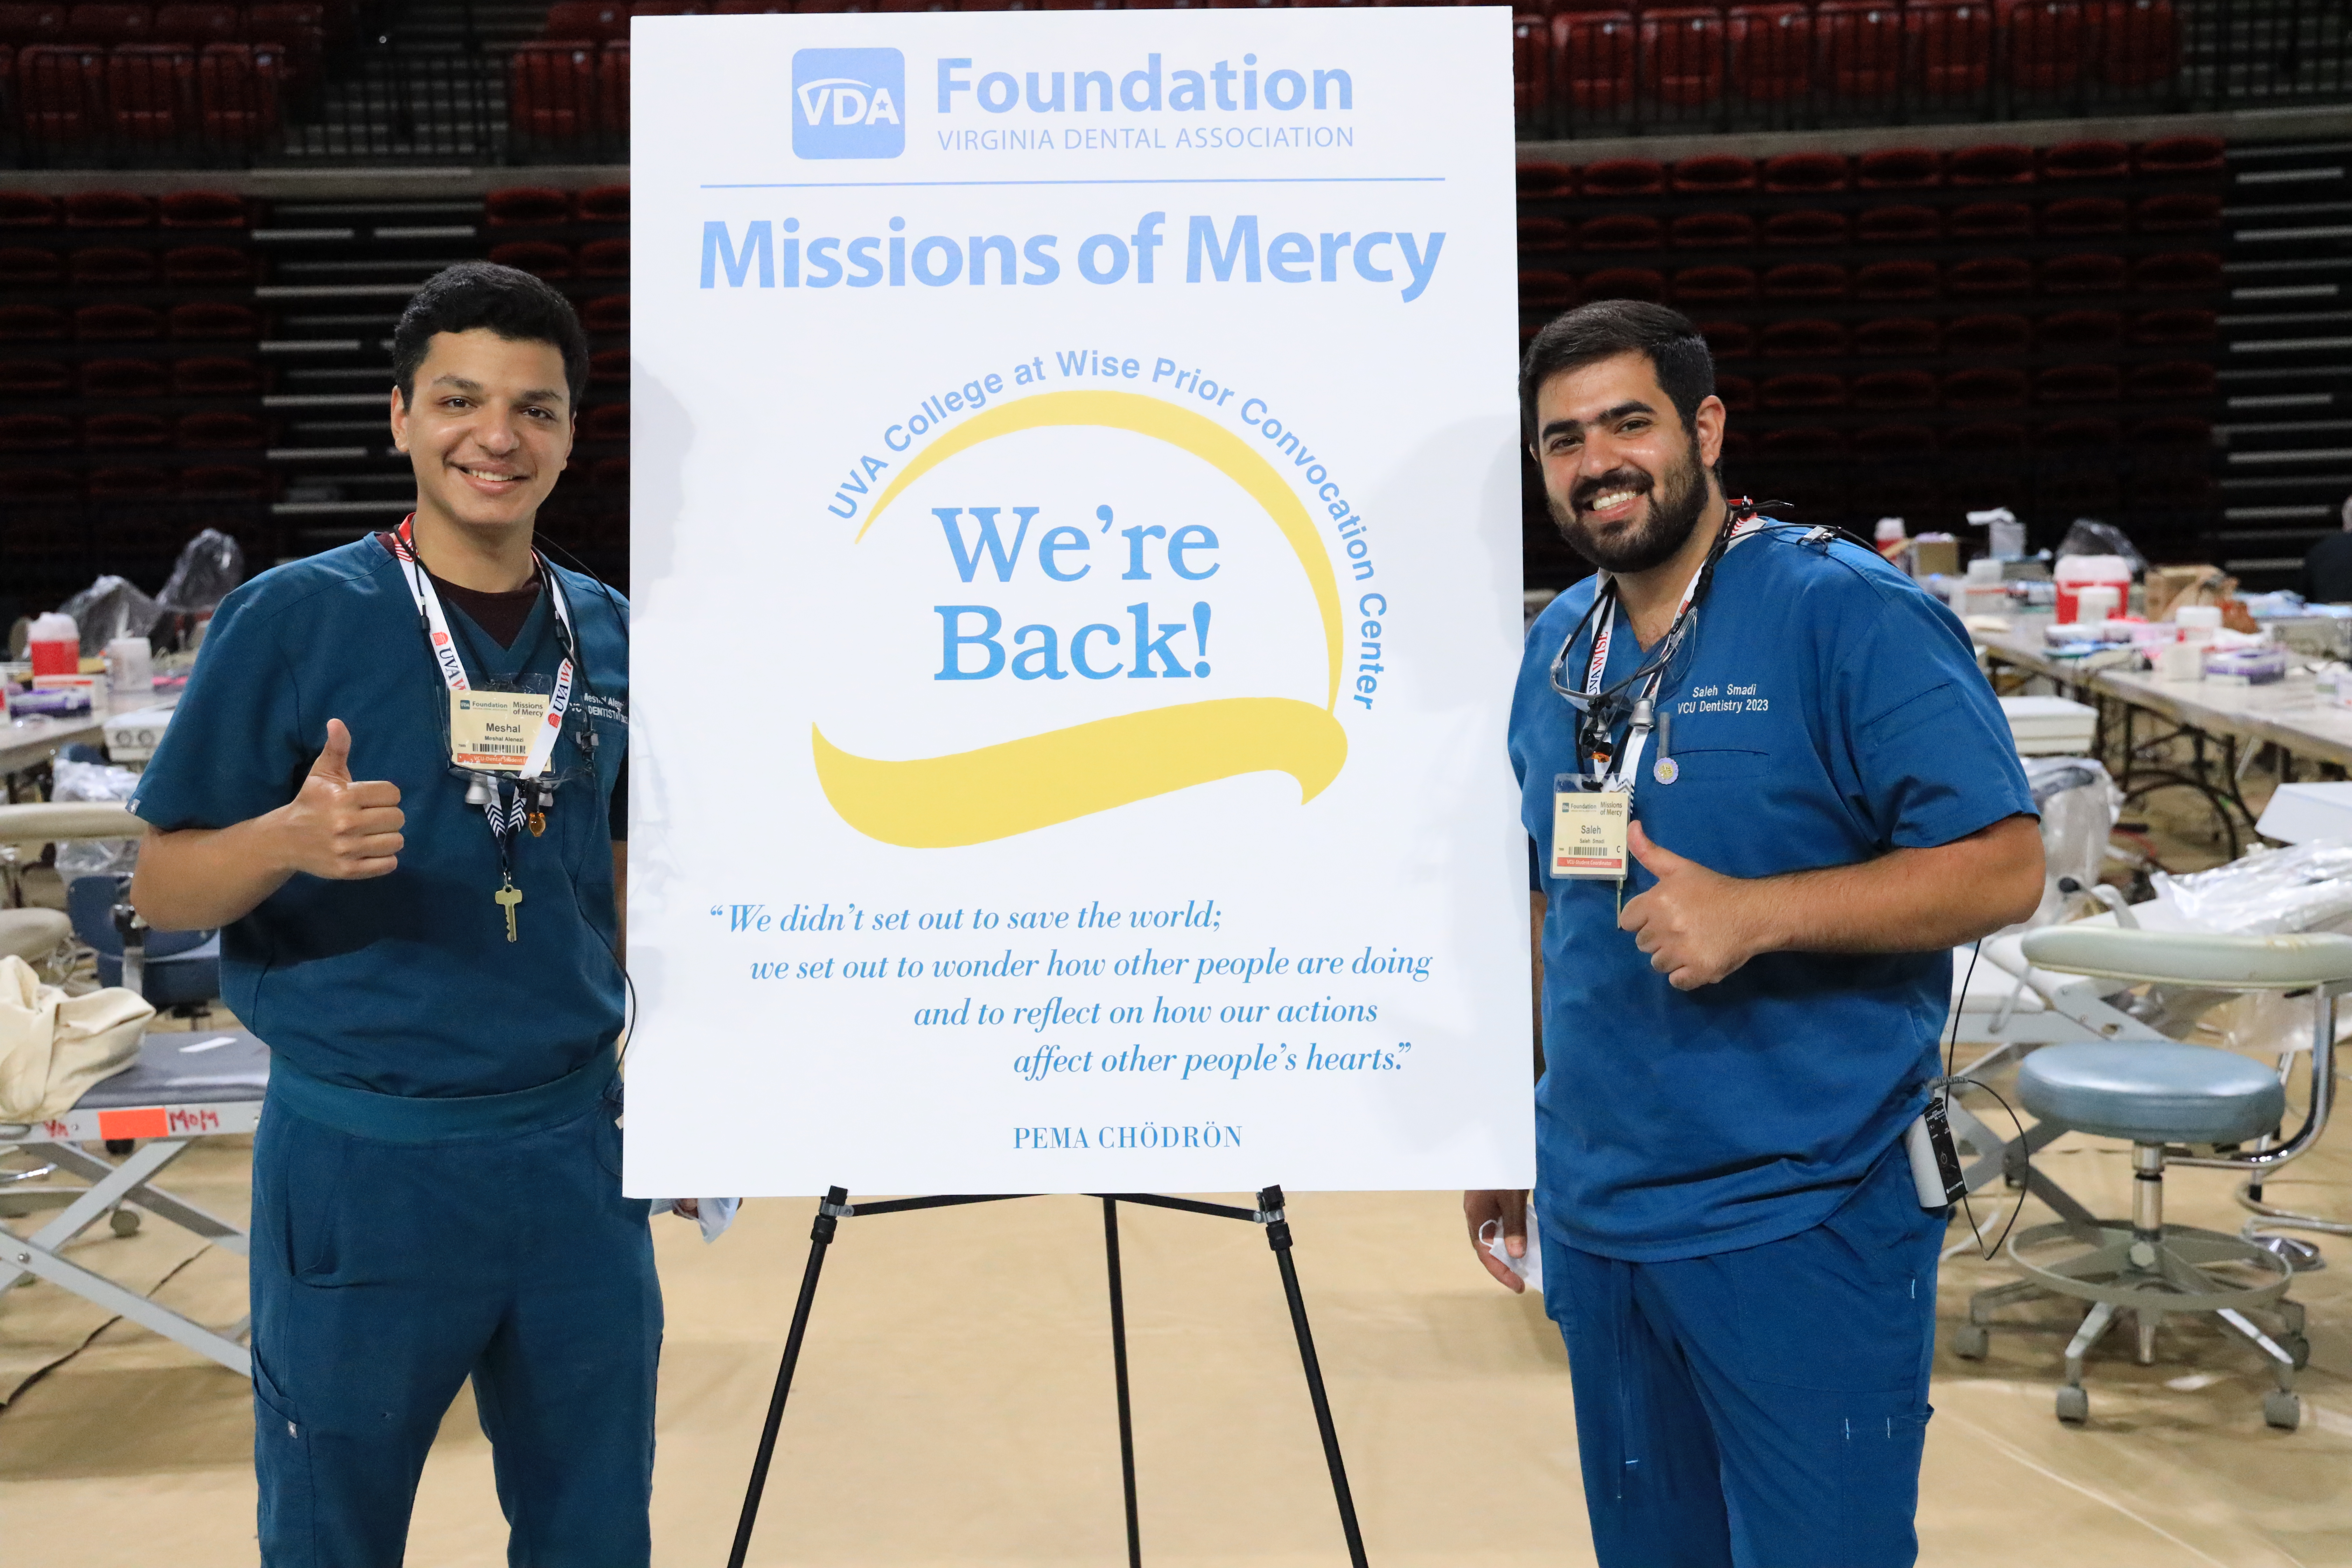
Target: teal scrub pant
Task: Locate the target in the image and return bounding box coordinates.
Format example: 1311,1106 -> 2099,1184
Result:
1540,1145 -> 1941,1568
247,1089 -> 662,1567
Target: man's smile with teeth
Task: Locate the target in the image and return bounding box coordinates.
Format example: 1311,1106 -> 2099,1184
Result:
1585,489 -> 1640,514
456,465 -> 524,482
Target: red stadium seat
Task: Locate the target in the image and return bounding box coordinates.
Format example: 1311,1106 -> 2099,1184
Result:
582,402 -> 628,441
1762,373 -> 1846,409
489,239 -> 574,278
80,357 -> 169,397
1580,267 -> 1666,303
1714,375 -> 1756,410
1518,161 -> 1574,200
199,43 -> 284,145
2128,415 -> 2210,448
589,456 -> 628,486
1642,8 -> 1725,105
1551,14 -> 1636,111
580,236 -> 629,276
543,0 -> 627,36
1726,4 -> 1809,102
1762,261 -> 1847,300
0,246 -> 64,284
68,245 -> 158,283
88,464 -> 174,498
2043,196 -> 2127,236
0,467 -> 78,497
178,463 -> 266,496
1520,216 -> 1572,253
17,45 -> 107,142
582,293 -> 630,331
1908,0 -> 1991,95
0,303 -> 67,337
1671,154 -> 1754,194
589,346 -> 629,383
64,4 -> 151,44
0,358 -> 70,396
1578,157 -> 1664,198
1763,209 -> 1847,246
2135,192 -> 2221,233
0,4 -> 68,44
1575,213 -> 1663,250
486,185 -> 572,225
1853,425 -> 1937,459
0,412 -> 74,447
1855,259 -> 1938,299
2040,252 -> 2128,293
577,182 -> 629,223
2038,310 -> 2123,348
2097,0 -> 2176,85
2001,0 -> 2087,91
1813,1 -> 1900,98
161,243 -> 246,281
600,42 -> 627,133
0,189 -> 61,224
171,355 -> 260,393
152,2 -> 234,40
1947,256 -> 2034,296
2134,134 -> 2221,178
1759,318 -> 1848,357
2131,307 -> 2216,344
1762,427 -> 1846,458
1669,212 -> 1755,249
1856,146 -> 1940,188
510,42 -> 598,140
2133,251 -> 2222,292
1671,264 -> 1756,303
1855,205 -> 1940,244
167,300 -> 259,336
2129,359 -> 2215,399
1853,317 -> 1939,355
2038,417 -> 2119,449
1851,370 -> 1937,409
1511,13 -> 1548,127
1941,367 -> 2029,409
242,1 -> 323,86
158,187 -> 244,226
108,43 -> 197,144
2037,365 -> 2121,403
175,408 -> 264,445
1948,144 -> 2037,188
1762,150 -> 1848,192
1951,202 -> 2032,240
1944,313 -> 2032,354
1519,270 -> 1578,308
1698,320 -> 1754,358
1945,421 -> 2028,452
73,301 -> 160,337
2041,138 -> 2129,180
64,187 -> 152,225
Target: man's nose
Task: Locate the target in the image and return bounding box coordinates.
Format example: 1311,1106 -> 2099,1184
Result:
1578,434 -> 1622,478
475,417 -> 520,454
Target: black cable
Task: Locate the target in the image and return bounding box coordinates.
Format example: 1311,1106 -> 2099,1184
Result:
1939,938 -> 2036,1261
1951,1075 -> 2032,1260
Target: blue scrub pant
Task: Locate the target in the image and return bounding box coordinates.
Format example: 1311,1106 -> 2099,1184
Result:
247,1090 -> 662,1567
1539,1146 -> 1941,1568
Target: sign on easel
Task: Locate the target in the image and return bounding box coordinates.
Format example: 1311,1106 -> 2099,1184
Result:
624,6 -> 1528,1198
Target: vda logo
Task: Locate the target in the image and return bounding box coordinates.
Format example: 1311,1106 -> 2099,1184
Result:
792,48 -> 904,160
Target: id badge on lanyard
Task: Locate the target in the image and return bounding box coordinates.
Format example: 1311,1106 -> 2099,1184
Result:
387,516 -> 577,781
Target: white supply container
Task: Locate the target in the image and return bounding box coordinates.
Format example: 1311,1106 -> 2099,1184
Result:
2055,555 -> 2134,625
2076,584 -> 2122,624
2176,603 -> 2222,644
106,634 -> 152,697
27,610 -> 77,678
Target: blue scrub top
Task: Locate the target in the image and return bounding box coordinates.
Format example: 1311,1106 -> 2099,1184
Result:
1509,525 -> 2033,1262
131,538 -> 630,1099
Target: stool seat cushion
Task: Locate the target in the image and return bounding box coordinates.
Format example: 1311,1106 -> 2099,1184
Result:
0,908 -> 71,966
2019,1043 -> 2287,1145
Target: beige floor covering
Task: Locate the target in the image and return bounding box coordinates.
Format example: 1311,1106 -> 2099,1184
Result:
2,1120 -> 2348,1567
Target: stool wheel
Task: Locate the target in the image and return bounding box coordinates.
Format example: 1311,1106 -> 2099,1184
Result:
2056,1385 -> 2089,1424
2281,1332 -> 2311,1371
1950,1323 -> 1989,1360
108,1208 -> 139,1238
2264,1390 -> 2302,1431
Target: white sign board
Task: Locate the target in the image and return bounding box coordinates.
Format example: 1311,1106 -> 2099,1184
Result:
625,8 -> 1530,1197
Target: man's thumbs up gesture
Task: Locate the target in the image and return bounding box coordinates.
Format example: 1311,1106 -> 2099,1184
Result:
1617,819 -> 1771,991
279,718 -> 405,879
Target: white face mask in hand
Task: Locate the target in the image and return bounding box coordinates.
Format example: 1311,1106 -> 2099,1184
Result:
1479,1203 -> 1542,1290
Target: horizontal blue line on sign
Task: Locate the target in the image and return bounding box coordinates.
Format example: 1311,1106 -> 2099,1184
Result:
698,176 -> 1448,189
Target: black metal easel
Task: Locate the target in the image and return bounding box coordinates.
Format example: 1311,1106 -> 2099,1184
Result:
724,1184 -> 1369,1568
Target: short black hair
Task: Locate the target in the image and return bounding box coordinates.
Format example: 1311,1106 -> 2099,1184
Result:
390,261 -> 590,413
1520,300 -> 1716,449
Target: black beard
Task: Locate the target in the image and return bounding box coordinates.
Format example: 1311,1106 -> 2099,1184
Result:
1548,446 -> 1711,576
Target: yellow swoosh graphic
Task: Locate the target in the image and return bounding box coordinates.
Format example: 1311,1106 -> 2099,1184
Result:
813,699 -> 1348,849
816,390 -> 1350,847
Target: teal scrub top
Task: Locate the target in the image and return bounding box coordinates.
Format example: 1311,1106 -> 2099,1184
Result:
1509,525 -> 2035,1262
130,537 -> 630,1099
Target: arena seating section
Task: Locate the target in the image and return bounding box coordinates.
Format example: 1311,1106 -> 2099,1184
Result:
0,178 -> 630,599
1516,137 -> 2228,585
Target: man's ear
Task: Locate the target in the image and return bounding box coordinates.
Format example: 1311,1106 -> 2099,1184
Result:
1692,394 -> 1727,470
388,385 -> 410,454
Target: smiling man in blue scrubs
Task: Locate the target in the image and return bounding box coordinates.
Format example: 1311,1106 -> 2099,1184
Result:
128,263 -> 668,1566
1467,301 -> 2044,1567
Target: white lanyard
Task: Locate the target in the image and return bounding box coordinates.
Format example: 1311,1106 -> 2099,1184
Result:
388,515 -> 577,783
1579,514 -> 1763,793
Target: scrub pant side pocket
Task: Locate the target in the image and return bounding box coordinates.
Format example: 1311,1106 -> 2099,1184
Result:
253,1359 -> 315,1567
1839,1408 -> 1930,1562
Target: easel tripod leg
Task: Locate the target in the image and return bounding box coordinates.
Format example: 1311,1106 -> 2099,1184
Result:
1259,1186 -> 1369,1568
726,1185 -> 845,1568
1104,1196 -> 1143,1567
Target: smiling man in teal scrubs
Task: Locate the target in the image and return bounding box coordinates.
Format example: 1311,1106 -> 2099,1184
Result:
130,263 -> 669,1566
1468,301 -> 2044,1567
